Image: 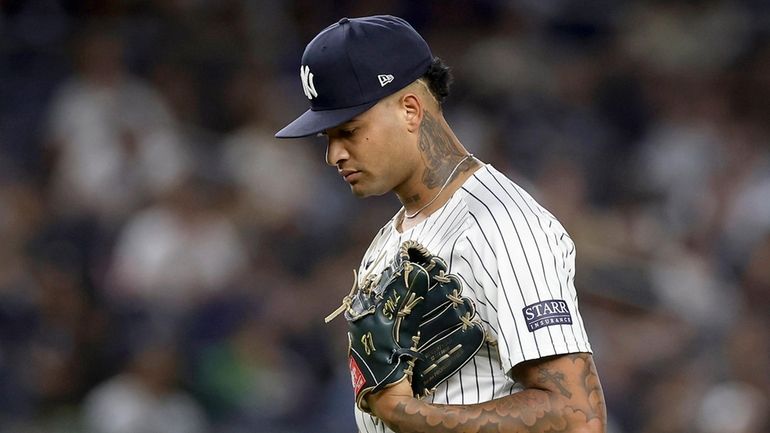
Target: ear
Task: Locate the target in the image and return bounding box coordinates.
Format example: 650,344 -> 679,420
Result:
401,92 -> 423,133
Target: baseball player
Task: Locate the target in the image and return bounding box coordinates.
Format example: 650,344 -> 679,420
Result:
276,15 -> 606,433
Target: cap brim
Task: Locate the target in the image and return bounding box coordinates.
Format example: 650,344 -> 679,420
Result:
275,101 -> 378,138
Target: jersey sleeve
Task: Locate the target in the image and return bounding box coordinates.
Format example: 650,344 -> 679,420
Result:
463,185 -> 592,375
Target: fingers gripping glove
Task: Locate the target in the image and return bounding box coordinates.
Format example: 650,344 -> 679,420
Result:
398,241 -> 487,398
326,247 -> 431,413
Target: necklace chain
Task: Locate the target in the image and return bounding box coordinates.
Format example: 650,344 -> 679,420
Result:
404,154 -> 474,219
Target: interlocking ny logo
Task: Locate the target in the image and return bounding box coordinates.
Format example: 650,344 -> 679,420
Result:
300,65 -> 318,99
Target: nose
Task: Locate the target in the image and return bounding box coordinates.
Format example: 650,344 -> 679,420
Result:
325,137 -> 349,166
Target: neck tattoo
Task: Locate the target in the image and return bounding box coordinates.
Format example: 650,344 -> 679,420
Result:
404,153 -> 474,219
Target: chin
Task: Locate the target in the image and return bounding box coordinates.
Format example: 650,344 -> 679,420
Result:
350,183 -> 387,198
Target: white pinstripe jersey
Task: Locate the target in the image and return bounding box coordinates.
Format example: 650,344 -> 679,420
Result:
354,164 -> 592,433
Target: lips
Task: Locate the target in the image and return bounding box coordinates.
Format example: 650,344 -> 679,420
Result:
339,169 -> 361,182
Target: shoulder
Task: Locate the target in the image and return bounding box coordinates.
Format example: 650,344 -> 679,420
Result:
459,165 -> 544,229
458,165 -> 572,252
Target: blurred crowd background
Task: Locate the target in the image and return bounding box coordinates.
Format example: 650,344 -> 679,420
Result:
1,0 -> 769,432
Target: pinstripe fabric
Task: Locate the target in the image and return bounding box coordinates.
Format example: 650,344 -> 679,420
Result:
354,165 -> 591,433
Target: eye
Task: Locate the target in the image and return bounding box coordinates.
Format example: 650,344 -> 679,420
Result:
340,128 -> 357,137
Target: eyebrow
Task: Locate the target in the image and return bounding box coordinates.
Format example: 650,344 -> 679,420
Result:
340,118 -> 361,127
323,118 -> 361,135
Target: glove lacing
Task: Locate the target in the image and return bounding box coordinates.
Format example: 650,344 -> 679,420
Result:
324,269 -> 359,323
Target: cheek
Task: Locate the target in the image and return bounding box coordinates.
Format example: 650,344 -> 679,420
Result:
360,119 -> 408,174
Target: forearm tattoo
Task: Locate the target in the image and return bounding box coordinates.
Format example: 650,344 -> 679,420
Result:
384,354 -> 606,433
418,111 -> 475,188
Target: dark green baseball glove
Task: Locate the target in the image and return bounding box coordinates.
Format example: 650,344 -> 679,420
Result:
326,241 -> 487,410
328,245 -> 431,412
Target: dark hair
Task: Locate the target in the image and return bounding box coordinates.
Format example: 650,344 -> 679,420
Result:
422,57 -> 453,106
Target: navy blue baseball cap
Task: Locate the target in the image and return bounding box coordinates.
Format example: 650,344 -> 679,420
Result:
275,15 -> 433,138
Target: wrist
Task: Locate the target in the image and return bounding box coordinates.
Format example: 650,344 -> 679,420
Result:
367,380 -> 414,420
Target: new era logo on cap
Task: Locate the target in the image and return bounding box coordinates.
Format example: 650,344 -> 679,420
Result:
378,74 -> 394,87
